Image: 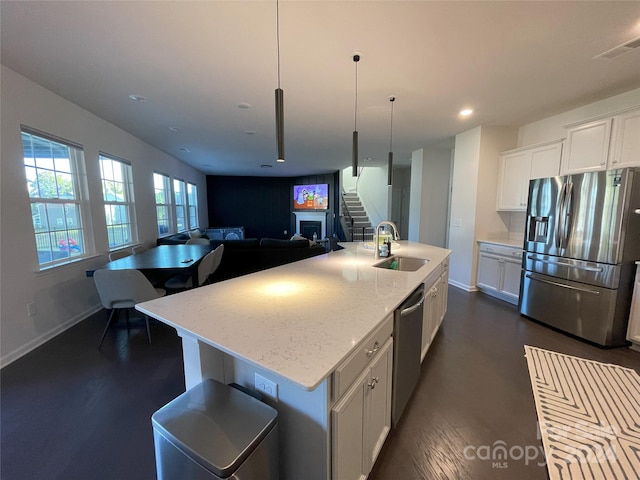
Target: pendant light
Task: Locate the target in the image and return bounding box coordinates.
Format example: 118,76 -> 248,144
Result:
352,54 -> 360,177
275,0 -> 285,162
387,96 -> 395,186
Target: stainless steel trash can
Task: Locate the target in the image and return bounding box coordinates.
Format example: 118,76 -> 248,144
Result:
152,379 -> 278,480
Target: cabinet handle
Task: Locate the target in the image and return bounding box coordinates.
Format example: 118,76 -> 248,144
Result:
367,377 -> 380,389
366,341 -> 380,358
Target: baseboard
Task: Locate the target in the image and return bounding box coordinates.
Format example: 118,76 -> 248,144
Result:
0,304 -> 102,369
447,279 -> 477,292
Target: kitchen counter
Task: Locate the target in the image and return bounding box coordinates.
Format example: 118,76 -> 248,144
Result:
137,241 -> 450,391
137,240 -> 450,480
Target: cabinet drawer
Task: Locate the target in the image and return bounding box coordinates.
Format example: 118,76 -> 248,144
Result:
478,243 -> 523,259
333,315 -> 393,401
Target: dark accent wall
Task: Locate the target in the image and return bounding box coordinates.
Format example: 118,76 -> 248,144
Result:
207,173 -> 340,239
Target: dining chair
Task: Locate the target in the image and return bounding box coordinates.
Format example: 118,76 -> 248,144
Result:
93,269 -> 166,348
165,244 -> 224,291
185,237 -> 210,245
109,249 -> 132,261
132,244 -> 148,254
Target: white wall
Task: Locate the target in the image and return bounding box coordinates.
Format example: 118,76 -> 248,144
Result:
0,66 -> 208,367
341,165 -> 389,227
448,126 -> 517,290
518,88 -> 640,146
407,148 -> 452,247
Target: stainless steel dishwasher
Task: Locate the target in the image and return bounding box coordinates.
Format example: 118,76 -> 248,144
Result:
391,284 -> 425,427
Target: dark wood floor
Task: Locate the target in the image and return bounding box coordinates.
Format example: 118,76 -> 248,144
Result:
2,287 -> 639,480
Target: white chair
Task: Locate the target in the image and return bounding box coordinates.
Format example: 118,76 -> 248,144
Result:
165,244 -> 224,290
93,269 -> 166,348
185,237 -> 210,245
109,249 -> 132,261
132,244 -> 148,254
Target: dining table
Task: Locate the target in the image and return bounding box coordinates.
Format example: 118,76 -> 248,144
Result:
100,244 -> 213,286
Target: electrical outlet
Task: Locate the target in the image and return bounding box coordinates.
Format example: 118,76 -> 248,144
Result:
27,302 -> 36,317
284,230 -> 288,235
255,373 -> 278,400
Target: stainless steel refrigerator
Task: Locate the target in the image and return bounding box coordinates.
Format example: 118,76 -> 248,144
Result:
519,168 -> 640,346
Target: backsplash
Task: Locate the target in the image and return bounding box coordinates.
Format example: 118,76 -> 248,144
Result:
508,212 -> 526,242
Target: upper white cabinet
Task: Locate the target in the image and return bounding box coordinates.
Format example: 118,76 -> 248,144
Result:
609,109 -> 640,169
497,141 -> 563,211
561,108 -> 640,175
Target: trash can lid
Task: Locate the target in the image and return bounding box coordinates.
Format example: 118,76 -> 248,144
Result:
152,379 -> 278,478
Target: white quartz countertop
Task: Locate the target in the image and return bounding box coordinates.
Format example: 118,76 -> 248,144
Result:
137,241 -> 450,391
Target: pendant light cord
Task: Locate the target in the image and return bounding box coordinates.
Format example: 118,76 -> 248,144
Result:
276,0 -> 281,88
353,55 -> 359,131
389,97 -> 395,151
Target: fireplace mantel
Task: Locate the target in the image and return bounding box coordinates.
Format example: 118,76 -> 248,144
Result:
293,211 -> 327,239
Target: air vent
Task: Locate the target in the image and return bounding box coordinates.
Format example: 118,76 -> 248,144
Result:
594,35 -> 640,60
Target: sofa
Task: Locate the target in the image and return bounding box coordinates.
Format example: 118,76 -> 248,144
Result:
156,234 -> 327,281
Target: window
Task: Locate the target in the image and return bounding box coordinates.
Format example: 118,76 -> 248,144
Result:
174,178 -> 187,232
187,183 -> 198,229
21,130 -> 88,267
99,154 -> 136,249
154,172 -> 172,235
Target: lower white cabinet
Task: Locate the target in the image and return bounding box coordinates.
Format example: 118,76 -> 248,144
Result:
331,337 -> 393,480
421,261 -> 449,362
476,242 -> 523,305
626,263 -> 640,351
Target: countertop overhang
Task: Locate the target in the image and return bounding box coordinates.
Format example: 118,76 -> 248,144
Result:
137,241 -> 451,391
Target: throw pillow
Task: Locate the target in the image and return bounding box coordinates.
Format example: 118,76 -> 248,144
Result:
189,229 -> 202,239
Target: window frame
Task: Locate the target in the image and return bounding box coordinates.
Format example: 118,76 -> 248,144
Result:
21,127 -> 91,269
173,178 -> 187,232
154,172 -> 173,236
99,153 -> 137,250
187,182 -> 198,230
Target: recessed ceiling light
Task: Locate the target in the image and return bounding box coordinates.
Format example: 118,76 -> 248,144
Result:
261,164 -> 273,168
459,108 -> 474,117
128,94 -> 147,102
179,147 -> 190,153
244,130 -> 256,135
168,126 -> 181,132
203,164 -> 211,167
238,102 -> 251,109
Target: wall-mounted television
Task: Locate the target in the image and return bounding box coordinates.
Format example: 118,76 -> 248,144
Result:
293,184 -> 329,210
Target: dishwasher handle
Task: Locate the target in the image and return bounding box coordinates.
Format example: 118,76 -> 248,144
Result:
400,289 -> 425,316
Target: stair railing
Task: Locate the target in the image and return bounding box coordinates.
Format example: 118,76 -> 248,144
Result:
340,189 -> 355,242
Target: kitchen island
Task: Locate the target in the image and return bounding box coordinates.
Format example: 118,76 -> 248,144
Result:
137,241 -> 451,480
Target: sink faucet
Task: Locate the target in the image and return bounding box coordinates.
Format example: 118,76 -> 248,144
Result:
374,221 -> 400,259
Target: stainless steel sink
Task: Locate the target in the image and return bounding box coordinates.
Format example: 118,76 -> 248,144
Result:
373,256 -> 429,272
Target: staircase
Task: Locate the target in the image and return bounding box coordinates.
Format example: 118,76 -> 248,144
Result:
342,192 -> 373,241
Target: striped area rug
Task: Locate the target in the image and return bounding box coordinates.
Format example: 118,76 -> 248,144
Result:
524,345 -> 640,479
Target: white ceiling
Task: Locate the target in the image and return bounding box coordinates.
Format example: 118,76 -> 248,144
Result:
2,1 -> 639,177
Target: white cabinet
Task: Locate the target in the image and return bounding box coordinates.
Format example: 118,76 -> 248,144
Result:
497,151 -> 529,210
476,242 -> 523,305
561,108 -> 640,175
332,337 -> 393,480
421,260 -> 449,362
626,263 -> 640,351
610,109 -> 640,169
497,141 -> 562,211
562,118 -> 612,174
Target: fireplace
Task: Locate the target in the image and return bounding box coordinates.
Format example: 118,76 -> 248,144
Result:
300,221 -> 322,240
294,212 -> 326,239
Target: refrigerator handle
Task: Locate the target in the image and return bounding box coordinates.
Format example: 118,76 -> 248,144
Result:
561,182 -> 574,249
555,182 -> 567,249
